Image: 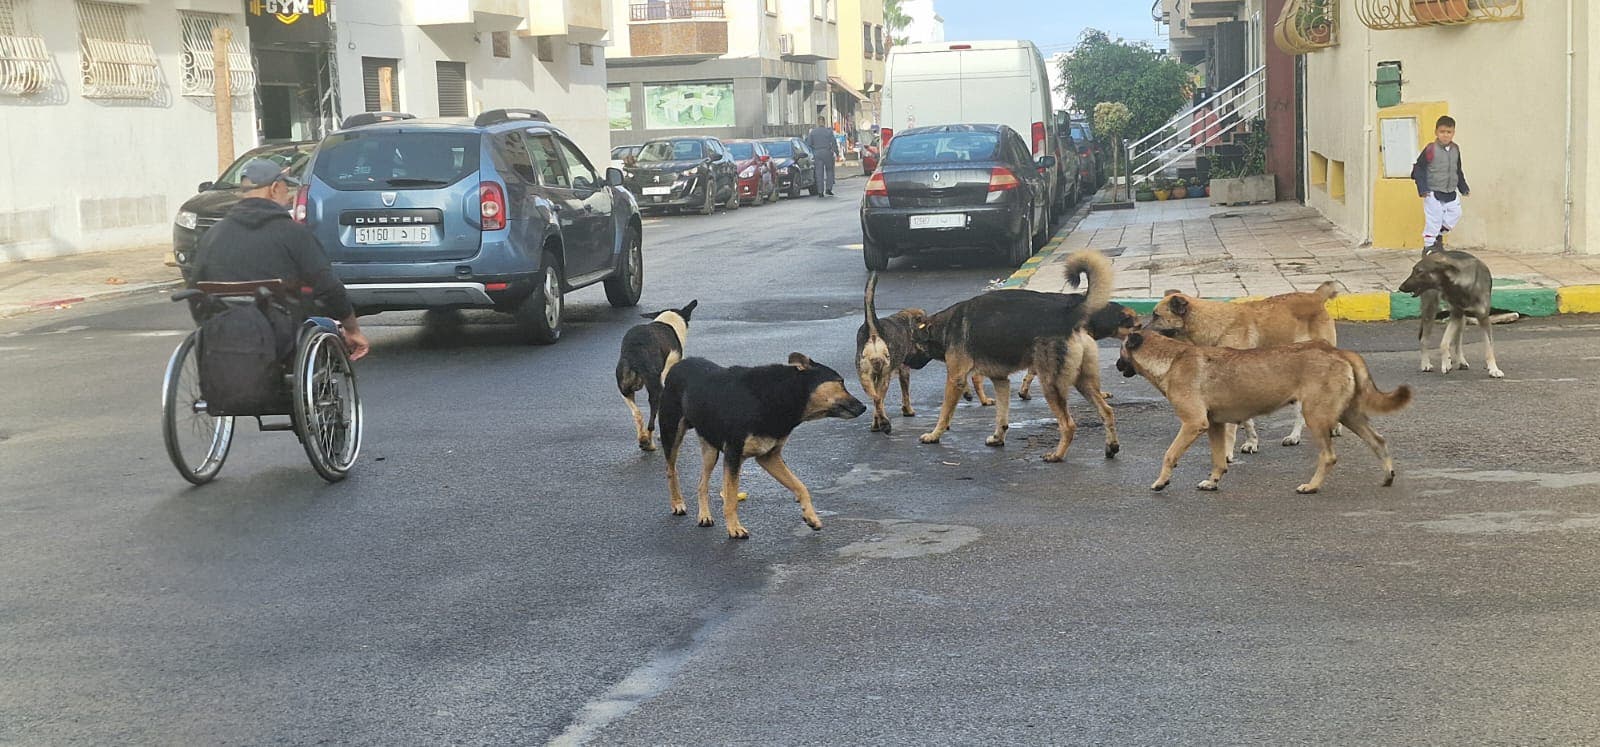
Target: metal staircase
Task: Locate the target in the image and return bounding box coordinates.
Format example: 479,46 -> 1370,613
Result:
1124,64 -> 1266,186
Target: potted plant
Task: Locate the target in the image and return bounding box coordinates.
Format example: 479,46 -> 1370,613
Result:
1208,123 -> 1276,206
1189,179 -> 1207,198
1135,184 -> 1155,202
1153,177 -> 1171,201
1413,0 -> 1469,22
1300,0 -> 1333,44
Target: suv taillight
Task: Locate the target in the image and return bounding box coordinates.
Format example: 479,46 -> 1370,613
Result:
292,185 -> 309,223
988,167 -> 1020,192
865,172 -> 888,196
1032,121 -> 1046,157
480,181 -> 506,231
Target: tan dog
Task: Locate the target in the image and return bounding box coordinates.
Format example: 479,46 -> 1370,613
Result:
1146,282 -> 1339,452
856,273 -> 926,434
1117,332 -> 1411,494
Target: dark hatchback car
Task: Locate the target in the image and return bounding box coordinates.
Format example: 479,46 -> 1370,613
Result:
172,141 -> 314,275
860,124 -> 1054,271
757,137 -> 818,198
301,108 -> 643,344
624,137 -> 739,215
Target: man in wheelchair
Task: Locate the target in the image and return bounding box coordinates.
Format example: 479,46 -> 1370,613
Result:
189,158 -> 370,362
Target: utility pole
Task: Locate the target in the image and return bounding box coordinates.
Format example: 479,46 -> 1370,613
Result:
213,25 -> 234,173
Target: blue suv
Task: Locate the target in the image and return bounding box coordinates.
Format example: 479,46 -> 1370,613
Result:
300,109 -> 643,344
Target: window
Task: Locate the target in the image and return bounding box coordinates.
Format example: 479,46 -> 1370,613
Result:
312,131 -> 481,191
608,85 -> 632,130
178,12 -> 254,97
535,36 -> 554,63
812,0 -> 823,20
874,25 -> 885,58
556,137 -> 597,190
862,23 -> 872,58
525,134 -> 569,188
578,43 -> 594,66
361,57 -> 399,112
492,31 -> 511,59
764,0 -> 777,14
0,0 -> 52,96
495,131 -> 539,183
637,140 -> 704,162
886,130 -> 1001,165
435,61 -> 467,117
827,0 -> 836,23
765,79 -> 782,126
76,0 -> 159,99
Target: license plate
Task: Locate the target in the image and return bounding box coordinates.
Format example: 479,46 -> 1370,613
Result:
641,186 -> 674,196
910,213 -> 966,230
355,226 -> 432,244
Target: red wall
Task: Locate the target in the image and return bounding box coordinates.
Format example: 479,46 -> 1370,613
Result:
1264,0 -> 1300,202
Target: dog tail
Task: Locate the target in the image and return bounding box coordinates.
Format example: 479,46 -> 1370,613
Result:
1350,354 -> 1412,414
1315,280 -> 1341,300
864,272 -> 883,341
1063,250 -> 1114,314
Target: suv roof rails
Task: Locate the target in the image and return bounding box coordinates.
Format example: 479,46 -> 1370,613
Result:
474,108 -> 550,127
340,111 -> 416,129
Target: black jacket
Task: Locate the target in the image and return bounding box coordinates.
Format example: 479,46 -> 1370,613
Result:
192,197 -> 353,319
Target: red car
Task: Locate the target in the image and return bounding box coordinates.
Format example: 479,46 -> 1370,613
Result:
724,139 -> 780,205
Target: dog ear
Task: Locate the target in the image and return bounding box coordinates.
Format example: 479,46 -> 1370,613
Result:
1168,295 -> 1189,316
787,353 -> 813,370
1162,288 -> 1184,297
639,312 -> 659,320
1125,332 -> 1145,351
680,299 -> 698,319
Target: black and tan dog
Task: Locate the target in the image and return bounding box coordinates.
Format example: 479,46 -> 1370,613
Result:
659,354 -> 866,539
913,250 -> 1114,462
1117,332 -> 1411,494
1146,282 -> 1340,452
615,299 -> 697,451
856,273 -> 927,434
966,301 -> 1141,402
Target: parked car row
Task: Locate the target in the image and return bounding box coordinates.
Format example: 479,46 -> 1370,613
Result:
610,135 -> 822,216
173,109 -> 643,345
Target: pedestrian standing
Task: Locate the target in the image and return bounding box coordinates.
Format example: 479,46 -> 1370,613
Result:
805,116 -> 837,196
1411,115 -> 1471,251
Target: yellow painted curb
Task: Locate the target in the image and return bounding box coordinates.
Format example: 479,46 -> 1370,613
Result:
1325,292 -> 1390,321
1557,285 -> 1600,314
1228,295 -> 1266,304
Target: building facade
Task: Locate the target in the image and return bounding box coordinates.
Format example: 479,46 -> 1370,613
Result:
0,0 -> 611,261
827,0 -> 883,134
604,0 -> 840,148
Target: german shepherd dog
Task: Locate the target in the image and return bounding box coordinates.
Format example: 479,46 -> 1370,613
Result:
1398,247 -> 1504,378
966,302 -> 1142,402
1146,282 -> 1340,453
659,354 -> 866,539
856,273 -> 927,434
1117,332 -> 1411,494
615,300 -> 698,451
912,250 -> 1115,462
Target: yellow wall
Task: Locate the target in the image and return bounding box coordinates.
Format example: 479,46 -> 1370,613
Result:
829,0 -> 884,122
1304,1 -> 1593,253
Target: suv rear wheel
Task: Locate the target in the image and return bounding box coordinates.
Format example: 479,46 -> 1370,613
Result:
516,250 -> 563,344
604,226 -> 643,308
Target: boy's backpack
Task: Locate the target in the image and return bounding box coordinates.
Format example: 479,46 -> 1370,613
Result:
197,302 -> 294,415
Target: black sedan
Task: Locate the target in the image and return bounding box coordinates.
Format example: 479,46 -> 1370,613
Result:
758,137 -> 819,198
171,142 -> 314,276
860,124 -> 1055,271
624,137 -> 739,215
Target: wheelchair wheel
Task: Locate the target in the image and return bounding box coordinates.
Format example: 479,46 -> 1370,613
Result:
162,331 -> 235,485
291,327 -> 362,483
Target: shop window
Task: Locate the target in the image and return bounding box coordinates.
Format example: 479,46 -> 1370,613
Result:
1310,150 -> 1328,187
178,12 -> 255,97
1328,159 -> 1346,202
76,0 -> 160,99
0,0 -> 52,96
361,57 -> 399,112
435,61 -> 467,117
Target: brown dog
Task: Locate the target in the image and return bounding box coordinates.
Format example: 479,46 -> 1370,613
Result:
856,273 -> 926,434
1117,332 -> 1411,494
1146,282 -> 1339,452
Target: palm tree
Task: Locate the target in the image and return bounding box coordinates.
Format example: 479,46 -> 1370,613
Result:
884,0 -> 911,46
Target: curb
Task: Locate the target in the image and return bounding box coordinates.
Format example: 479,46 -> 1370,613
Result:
996,207 -> 1084,290
0,278 -> 183,320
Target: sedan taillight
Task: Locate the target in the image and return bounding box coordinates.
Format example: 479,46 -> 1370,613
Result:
988,167 -> 1020,192
865,172 -> 888,196
480,181 -> 506,231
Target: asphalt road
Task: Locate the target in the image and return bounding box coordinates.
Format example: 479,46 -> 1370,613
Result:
4,179 -> 1600,745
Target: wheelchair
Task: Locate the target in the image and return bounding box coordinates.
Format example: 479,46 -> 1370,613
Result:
161,280 -> 363,485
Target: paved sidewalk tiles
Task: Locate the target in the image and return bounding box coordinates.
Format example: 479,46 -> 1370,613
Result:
0,245 -> 179,319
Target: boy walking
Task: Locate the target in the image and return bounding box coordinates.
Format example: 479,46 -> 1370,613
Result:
1411,115 -> 1471,251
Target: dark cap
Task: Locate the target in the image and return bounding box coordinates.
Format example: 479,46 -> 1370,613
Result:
239,158 -> 300,188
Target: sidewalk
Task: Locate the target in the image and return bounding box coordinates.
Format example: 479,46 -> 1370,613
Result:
0,245 -> 180,319
1009,200 -> 1600,320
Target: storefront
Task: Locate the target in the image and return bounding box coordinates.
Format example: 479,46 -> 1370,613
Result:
245,0 -> 337,143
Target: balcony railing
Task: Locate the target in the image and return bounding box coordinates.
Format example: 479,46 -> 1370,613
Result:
1273,0 -> 1338,55
1355,0 -> 1522,30
629,0 -> 725,22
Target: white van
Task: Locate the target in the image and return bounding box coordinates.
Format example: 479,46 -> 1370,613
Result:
881,40 -> 1074,218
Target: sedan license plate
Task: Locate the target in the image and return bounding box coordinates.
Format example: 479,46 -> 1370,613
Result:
641,186 -> 674,196
910,213 -> 966,230
355,226 -> 432,244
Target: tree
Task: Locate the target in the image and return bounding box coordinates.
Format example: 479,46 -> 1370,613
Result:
1093,102 -> 1131,201
1061,30 -> 1193,146
884,0 -> 911,46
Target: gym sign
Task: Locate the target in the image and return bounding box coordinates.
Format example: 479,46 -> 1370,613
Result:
246,0 -> 331,44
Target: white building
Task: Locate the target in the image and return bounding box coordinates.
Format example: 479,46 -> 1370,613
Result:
0,0 -> 610,262
899,0 -> 942,44
1045,50 -> 1069,111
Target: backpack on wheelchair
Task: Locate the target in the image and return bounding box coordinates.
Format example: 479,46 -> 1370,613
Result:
161,280 -> 363,485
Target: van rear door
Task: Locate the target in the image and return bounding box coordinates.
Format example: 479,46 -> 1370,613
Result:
884,48 -> 965,132
957,46 -> 1039,152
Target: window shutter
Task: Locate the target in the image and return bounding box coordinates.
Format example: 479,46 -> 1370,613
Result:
435,61 -> 466,117
361,56 -> 399,112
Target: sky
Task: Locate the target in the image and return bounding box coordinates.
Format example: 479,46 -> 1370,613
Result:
936,0 -> 1167,56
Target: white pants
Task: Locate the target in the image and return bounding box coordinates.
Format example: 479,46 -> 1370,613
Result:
1422,193 -> 1462,246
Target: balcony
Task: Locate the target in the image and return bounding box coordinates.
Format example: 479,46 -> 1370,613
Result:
1188,0 -> 1244,19
1354,0 -> 1523,30
626,1 -> 727,59
1273,0 -> 1338,54
407,0 -> 525,32
524,0 -> 609,41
